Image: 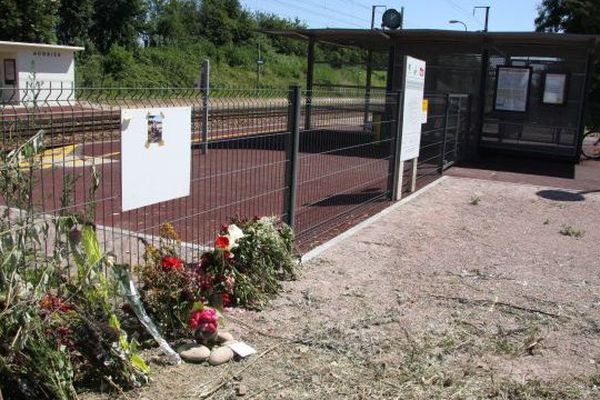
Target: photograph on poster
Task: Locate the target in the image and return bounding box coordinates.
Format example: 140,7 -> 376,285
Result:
146,113 -> 164,146
494,66 -> 532,112
121,107 -> 192,211
542,72 -> 568,105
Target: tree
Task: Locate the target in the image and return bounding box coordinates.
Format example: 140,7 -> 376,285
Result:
198,0 -> 254,45
535,0 -> 600,33
255,12 -> 305,56
90,0 -> 146,53
151,0 -> 202,46
0,0 -> 58,43
57,0 -> 94,47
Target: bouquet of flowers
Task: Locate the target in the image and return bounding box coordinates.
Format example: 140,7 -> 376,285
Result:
189,304 -> 219,344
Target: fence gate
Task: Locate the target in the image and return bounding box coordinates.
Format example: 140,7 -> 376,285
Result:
441,94 -> 470,170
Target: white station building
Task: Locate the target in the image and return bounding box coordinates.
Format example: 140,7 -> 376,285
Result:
0,41 -> 84,104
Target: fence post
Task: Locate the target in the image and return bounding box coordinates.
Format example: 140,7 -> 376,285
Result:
284,85 -> 301,229
389,90 -> 404,201
200,59 -> 210,155
439,94 -> 451,172
304,39 -> 315,130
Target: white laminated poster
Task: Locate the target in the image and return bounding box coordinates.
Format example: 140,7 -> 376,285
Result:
494,67 -> 531,112
121,107 -> 192,211
543,73 -> 567,105
400,56 -> 426,161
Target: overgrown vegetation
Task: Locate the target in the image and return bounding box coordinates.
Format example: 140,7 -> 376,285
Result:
0,133 -> 149,399
0,0 -> 387,88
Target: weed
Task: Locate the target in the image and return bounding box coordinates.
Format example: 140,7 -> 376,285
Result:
469,195 -> 481,205
544,218 -> 550,225
560,225 -> 585,238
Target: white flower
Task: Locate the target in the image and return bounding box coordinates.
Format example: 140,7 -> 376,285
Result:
227,224 -> 245,248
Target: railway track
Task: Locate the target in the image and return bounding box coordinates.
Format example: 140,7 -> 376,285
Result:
0,100 -> 386,149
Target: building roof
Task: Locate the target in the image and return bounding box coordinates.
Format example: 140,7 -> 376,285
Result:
264,29 -> 600,51
0,41 -> 84,52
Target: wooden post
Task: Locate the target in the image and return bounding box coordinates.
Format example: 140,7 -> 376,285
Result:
411,158 -> 418,192
397,160 -> 405,199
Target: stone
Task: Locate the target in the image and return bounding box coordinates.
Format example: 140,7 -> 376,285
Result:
217,331 -> 234,344
179,345 -> 210,363
236,384 -> 248,396
209,346 -> 234,366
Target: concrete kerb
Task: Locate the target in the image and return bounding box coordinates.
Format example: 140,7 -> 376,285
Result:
301,176 -> 449,264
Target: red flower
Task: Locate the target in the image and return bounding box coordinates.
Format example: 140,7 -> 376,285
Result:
214,235 -> 230,250
161,256 -> 184,270
222,292 -> 232,308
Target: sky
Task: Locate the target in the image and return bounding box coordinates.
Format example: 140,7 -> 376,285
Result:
242,0 -> 541,32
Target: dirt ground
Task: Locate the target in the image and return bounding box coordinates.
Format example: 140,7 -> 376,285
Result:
84,176 -> 600,399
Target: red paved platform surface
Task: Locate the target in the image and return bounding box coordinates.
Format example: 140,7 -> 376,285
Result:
447,155 -> 600,192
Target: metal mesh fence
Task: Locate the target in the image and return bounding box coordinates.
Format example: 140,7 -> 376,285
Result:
0,85 -> 466,261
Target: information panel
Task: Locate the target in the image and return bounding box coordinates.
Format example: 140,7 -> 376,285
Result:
121,107 -> 192,211
494,66 -> 531,112
400,56 -> 426,161
543,73 -> 568,105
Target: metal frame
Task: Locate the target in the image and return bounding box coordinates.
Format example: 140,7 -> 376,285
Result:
492,65 -> 533,113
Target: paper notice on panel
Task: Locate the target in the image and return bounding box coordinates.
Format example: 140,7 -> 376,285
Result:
494,67 -> 531,112
400,56 -> 426,161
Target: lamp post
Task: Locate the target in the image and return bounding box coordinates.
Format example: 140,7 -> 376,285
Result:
473,6 -> 490,32
449,20 -> 468,31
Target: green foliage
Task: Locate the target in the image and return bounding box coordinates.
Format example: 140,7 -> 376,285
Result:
76,41 -> 387,89
535,0 -> 600,33
0,0 -> 383,89
102,45 -> 136,81
57,0 -> 94,48
0,135 -> 149,399
0,0 -> 58,43
229,216 -> 298,308
90,0 -> 145,53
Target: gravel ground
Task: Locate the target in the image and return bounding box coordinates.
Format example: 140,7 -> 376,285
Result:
84,176 -> 600,399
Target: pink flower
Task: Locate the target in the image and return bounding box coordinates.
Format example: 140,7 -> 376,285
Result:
189,307 -> 218,333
